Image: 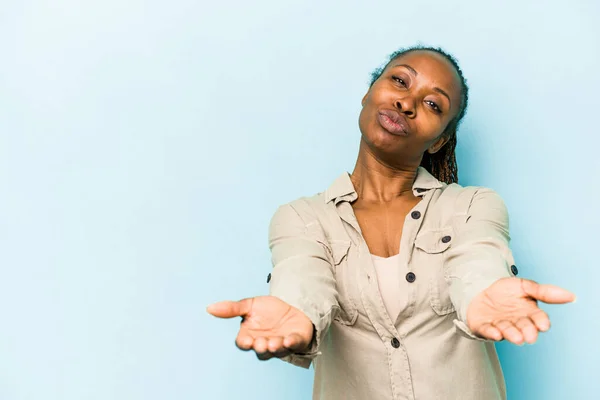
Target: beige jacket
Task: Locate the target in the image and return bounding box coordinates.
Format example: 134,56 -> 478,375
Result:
268,167 -> 518,400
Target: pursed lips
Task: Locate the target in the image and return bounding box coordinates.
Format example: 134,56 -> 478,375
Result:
378,109 -> 410,135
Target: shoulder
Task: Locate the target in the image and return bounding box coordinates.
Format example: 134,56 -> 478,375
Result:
429,183 -> 509,226
433,183 -> 509,231
436,183 -> 506,209
269,192 -> 329,228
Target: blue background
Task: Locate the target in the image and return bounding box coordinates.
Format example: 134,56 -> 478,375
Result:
0,0 -> 597,399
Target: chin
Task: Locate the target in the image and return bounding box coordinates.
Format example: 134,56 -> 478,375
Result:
363,128 -> 399,153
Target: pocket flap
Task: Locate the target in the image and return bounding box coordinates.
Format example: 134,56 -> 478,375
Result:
330,240 -> 351,265
414,227 -> 454,254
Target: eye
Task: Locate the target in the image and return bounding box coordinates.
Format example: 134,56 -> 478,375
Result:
426,100 -> 442,114
391,75 -> 407,87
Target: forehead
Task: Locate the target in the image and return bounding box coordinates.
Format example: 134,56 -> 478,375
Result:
387,50 -> 462,103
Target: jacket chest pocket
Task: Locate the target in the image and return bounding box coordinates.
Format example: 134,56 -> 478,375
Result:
414,227 -> 456,316
328,240 -> 358,325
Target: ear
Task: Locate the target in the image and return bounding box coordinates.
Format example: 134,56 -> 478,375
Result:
427,132 -> 451,155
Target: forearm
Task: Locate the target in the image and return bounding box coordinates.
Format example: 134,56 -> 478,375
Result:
268,203 -> 339,367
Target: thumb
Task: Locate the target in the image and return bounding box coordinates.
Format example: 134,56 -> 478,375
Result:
206,298 -> 253,319
520,279 -> 576,304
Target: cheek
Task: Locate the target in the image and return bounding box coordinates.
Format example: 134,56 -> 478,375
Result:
416,114 -> 449,139
412,119 -> 450,153
358,102 -> 375,132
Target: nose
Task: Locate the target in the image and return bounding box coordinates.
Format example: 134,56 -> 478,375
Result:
395,97 -> 415,116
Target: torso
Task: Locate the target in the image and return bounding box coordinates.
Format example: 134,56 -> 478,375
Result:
270,170 -> 509,399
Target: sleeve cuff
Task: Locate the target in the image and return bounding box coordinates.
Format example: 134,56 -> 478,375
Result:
271,295 -> 336,369
450,277 -> 504,342
453,319 -> 496,342
279,323 -> 324,369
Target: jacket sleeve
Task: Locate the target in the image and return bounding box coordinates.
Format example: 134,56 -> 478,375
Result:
444,187 -> 518,341
268,203 -> 339,368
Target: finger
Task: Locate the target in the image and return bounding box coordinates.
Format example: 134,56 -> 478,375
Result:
493,320 -> 524,345
520,279 -> 576,304
267,336 -> 286,353
253,336 -> 269,354
206,298 -> 253,319
268,337 -> 292,359
283,333 -> 310,352
271,348 -> 292,359
235,333 -> 254,351
477,323 -> 503,341
253,337 -> 272,361
529,308 -> 551,332
515,317 -> 538,344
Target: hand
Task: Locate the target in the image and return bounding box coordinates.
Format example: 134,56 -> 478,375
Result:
467,277 -> 576,345
206,295 -> 314,360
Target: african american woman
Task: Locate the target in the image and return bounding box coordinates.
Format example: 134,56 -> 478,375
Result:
207,45 -> 576,400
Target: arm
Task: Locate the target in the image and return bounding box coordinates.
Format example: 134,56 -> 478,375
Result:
444,188 -> 514,340
444,187 -> 575,344
268,203 -> 339,367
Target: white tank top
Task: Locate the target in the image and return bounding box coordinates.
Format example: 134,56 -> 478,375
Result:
370,253 -> 408,323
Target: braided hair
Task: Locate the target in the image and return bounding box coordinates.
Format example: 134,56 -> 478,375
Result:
368,46 -> 470,184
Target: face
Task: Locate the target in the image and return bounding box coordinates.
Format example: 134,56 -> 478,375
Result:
358,50 -> 463,166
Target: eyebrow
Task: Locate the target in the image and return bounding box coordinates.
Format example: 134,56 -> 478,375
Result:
392,63 -> 452,107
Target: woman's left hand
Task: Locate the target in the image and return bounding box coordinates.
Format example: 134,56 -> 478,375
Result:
466,277 -> 576,344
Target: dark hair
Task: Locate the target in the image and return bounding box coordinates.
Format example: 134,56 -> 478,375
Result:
369,45 -> 470,184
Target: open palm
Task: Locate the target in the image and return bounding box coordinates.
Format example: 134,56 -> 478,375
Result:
467,277 -> 576,344
207,295 -> 314,360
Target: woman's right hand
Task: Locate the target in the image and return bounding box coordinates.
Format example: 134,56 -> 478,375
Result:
206,295 -> 315,360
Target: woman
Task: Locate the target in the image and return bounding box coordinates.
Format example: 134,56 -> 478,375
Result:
207,46 -> 576,400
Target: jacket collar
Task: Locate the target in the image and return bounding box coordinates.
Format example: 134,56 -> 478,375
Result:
324,166 -> 444,204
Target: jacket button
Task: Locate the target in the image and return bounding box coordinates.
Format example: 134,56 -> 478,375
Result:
510,265 -> 518,275
267,273 -> 271,283
391,337 -> 400,348
411,211 -> 421,219
441,235 -> 451,243
406,272 -> 416,283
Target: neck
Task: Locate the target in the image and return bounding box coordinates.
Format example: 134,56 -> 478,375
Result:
350,140 -> 420,203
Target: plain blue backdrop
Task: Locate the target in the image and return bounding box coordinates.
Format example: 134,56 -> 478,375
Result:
0,0 -> 598,399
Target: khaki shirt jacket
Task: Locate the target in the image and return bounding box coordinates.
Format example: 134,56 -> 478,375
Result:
268,167 -> 518,400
